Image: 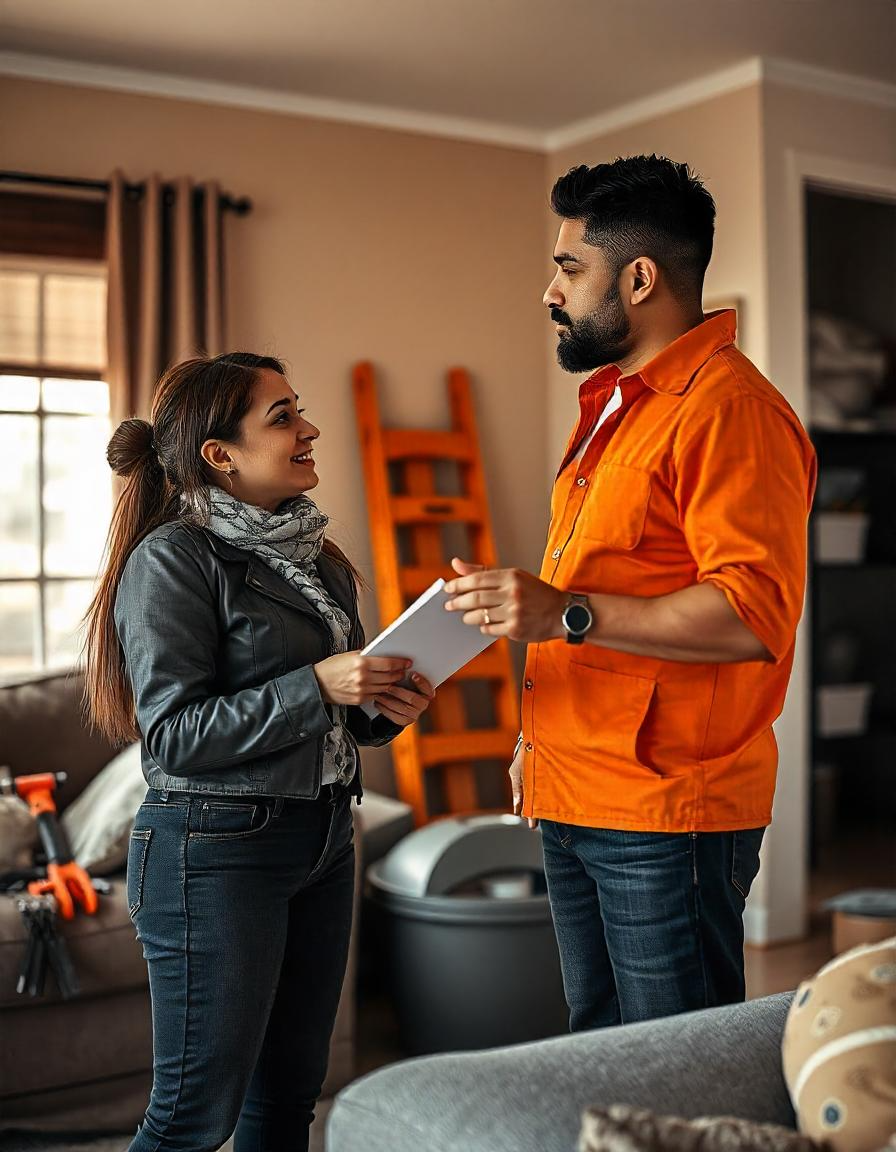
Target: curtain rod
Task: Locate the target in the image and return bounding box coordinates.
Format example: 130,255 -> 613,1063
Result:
0,171 -> 252,216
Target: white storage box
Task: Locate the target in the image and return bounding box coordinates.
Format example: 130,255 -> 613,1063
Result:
814,512 -> 869,563
816,683 -> 873,737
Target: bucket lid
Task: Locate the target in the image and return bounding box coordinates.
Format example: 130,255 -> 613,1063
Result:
368,814 -> 544,897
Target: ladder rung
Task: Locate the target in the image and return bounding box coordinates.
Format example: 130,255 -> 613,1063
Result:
391,496 -> 482,524
383,429 -> 473,461
450,648 -> 509,679
400,566 -> 452,596
419,729 -> 518,767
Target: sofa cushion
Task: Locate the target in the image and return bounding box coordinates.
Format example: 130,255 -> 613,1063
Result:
0,796 -> 38,872
0,670 -> 118,806
0,989 -> 152,1118
356,791 -> 414,867
328,994 -> 797,1152
61,743 -> 146,875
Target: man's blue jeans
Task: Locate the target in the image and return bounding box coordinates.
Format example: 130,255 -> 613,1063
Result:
126,786 -> 354,1152
540,822 -> 765,1031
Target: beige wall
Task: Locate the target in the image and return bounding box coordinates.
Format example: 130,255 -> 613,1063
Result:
544,85 -> 766,473
0,75 -> 550,790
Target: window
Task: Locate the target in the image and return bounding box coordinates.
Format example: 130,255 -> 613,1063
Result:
0,259 -> 110,674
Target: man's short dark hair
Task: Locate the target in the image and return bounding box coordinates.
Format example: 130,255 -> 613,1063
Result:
550,155 -> 716,302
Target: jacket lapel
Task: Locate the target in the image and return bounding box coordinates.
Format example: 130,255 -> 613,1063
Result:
202,528 -> 352,626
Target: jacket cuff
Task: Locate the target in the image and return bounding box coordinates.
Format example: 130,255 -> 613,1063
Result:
274,666 -> 335,742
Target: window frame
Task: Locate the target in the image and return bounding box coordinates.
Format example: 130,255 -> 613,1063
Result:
0,255 -> 109,671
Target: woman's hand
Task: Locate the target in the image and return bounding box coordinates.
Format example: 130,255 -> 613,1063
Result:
313,652 -> 411,706
372,672 -> 435,728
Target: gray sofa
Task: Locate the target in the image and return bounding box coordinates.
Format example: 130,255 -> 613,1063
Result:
327,992 -> 796,1152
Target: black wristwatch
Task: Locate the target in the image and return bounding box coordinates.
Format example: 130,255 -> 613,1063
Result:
561,593 -> 593,645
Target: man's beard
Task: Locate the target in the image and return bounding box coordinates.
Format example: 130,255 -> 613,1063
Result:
552,281 -> 632,373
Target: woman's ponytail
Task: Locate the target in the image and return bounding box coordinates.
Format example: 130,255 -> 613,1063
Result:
83,418 -> 178,743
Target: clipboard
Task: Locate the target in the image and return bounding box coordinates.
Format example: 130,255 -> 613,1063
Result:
360,579 -> 497,717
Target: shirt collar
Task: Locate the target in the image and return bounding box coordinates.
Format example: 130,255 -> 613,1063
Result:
627,309 -> 737,395
577,309 -> 737,400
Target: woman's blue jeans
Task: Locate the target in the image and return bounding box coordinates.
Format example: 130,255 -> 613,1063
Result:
540,822 -> 765,1031
126,785 -> 355,1152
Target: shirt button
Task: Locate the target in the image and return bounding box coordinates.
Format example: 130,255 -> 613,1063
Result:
551,548 -> 562,559
576,476 -> 587,487
524,679 -> 533,690
524,742 -> 533,752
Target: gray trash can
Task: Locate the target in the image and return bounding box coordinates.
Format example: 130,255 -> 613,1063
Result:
366,814 -> 568,1054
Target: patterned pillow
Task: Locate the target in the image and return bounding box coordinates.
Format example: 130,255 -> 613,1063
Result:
579,1104 -> 826,1152
782,936 -> 896,1152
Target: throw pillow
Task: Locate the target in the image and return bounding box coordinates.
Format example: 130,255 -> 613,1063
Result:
783,936 -> 896,1152
0,793 -> 38,872
579,1104 -> 826,1152
60,743 -> 146,875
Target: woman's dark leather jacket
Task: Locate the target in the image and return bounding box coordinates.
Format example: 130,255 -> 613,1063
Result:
114,520 -> 401,799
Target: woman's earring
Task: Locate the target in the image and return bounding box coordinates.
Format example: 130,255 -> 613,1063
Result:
223,466 -> 236,494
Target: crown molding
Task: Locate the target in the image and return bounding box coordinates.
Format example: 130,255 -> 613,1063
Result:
1,50 -> 893,155
761,56 -> 896,111
0,51 -> 545,152
544,58 -> 764,152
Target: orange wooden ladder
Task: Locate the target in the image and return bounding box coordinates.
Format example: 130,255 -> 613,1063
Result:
353,361 -> 518,825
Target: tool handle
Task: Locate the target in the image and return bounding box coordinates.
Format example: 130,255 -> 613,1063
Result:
44,919 -> 79,1000
36,811 -> 74,865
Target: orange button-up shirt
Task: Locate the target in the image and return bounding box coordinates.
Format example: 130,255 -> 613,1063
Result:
522,311 -> 816,832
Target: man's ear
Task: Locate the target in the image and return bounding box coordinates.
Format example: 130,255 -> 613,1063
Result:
626,257 -> 659,305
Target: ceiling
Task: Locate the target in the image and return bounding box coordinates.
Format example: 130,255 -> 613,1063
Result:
1,0 -> 894,143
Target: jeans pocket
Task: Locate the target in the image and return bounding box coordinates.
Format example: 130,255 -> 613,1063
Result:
731,827 -> 765,900
189,800 -> 272,840
127,829 -> 152,920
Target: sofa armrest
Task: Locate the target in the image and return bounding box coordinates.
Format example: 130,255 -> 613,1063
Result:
327,993 -> 796,1152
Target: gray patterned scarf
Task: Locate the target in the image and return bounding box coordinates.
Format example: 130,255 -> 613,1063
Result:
205,487 -> 355,786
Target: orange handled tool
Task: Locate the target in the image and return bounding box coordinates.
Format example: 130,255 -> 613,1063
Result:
0,771 -> 98,920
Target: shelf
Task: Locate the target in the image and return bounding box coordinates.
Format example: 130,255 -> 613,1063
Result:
813,562 -> 896,570
811,427 -> 896,443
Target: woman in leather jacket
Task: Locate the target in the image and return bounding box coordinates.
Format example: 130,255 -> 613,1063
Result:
84,352 -> 433,1152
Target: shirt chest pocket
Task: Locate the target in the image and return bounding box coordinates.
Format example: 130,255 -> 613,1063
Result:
579,463 -> 651,551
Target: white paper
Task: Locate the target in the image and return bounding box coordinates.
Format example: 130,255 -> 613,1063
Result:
360,579 -> 497,717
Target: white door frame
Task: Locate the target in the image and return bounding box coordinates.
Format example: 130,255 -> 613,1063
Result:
756,152 -> 896,945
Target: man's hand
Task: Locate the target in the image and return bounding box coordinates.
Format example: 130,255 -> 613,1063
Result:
443,557 -> 566,644
509,745 -> 538,829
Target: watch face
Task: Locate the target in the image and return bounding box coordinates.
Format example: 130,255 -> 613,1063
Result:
564,602 -> 592,635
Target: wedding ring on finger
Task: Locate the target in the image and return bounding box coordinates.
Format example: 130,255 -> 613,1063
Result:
483,609 -> 491,626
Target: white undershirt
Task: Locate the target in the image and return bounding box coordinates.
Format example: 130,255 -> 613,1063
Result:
574,383 -> 622,462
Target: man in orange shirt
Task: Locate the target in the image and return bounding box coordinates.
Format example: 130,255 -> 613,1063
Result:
445,155 -> 816,1029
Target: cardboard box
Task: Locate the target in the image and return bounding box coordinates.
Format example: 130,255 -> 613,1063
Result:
815,512 -> 869,563
833,910 -> 896,953
816,683 -> 873,736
